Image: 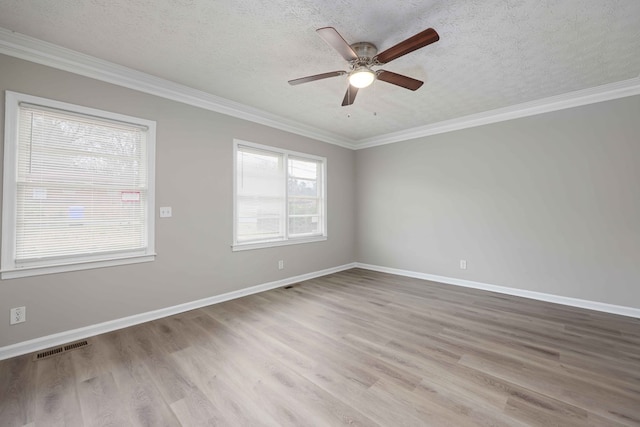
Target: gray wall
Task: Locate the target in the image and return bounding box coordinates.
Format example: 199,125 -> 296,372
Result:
0,54 -> 356,347
356,95 -> 640,308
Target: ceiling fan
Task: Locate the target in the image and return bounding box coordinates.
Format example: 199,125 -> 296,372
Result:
288,26 -> 440,106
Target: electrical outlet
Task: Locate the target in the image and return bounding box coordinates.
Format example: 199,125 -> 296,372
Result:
278,260 -> 284,270
10,306 -> 26,325
460,259 -> 467,270
159,206 -> 172,218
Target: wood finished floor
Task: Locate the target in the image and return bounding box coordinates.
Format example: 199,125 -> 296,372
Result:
1,268 -> 640,426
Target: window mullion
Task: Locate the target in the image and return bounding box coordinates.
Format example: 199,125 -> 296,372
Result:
284,153 -> 289,241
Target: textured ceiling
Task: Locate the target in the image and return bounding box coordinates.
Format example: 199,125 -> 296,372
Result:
0,0 -> 639,142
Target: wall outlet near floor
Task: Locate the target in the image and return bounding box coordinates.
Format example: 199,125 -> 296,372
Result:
460,259 -> 467,270
278,260 -> 284,270
10,306 -> 26,325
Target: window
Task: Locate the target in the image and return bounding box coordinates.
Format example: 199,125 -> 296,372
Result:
1,91 -> 156,279
233,140 -> 326,250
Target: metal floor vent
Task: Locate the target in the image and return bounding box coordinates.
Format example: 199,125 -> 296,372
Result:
34,339 -> 91,361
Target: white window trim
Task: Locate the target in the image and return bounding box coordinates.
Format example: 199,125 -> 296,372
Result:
1,91 -> 157,279
232,139 -> 327,251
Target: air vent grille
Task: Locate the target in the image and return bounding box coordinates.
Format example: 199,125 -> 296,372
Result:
34,339 -> 91,361
35,347 -> 63,360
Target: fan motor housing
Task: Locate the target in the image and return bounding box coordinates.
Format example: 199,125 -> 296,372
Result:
351,42 -> 377,59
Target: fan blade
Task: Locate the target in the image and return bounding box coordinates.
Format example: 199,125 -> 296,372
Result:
317,27 -> 358,62
288,71 -> 345,85
341,85 -> 359,106
377,70 -> 424,91
374,28 -> 439,64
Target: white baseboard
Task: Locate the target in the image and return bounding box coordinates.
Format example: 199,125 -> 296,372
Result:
5,261 -> 637,360
355,263 -> 640,319
0,263 -> 357,361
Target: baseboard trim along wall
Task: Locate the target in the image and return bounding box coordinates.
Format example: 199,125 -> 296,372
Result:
4,261 -> 638,360
355,263 -> 640,319
0,263 -> 357,361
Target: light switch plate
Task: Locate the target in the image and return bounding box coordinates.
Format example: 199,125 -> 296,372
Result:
159,207 -> 172,218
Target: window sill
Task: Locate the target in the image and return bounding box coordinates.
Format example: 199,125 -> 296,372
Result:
232,235 -> 327,252
1,254 -> 156,280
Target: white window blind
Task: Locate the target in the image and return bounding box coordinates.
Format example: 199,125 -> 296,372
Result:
233,141 -> 326,250
236,145 -> 286,243
2,91 -> 156,278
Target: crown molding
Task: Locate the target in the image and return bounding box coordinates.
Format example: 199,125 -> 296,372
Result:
2,27 -> 639,151
355,76 -> 640,149
0,28 -> 357,150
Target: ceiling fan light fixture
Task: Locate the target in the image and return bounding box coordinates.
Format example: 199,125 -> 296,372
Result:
349,67 -> 375,88
289,27 -> 438,105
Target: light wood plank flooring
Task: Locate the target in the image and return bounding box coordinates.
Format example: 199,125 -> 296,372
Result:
1,268 -> 640,426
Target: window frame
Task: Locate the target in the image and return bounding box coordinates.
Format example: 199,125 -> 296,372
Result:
232,139 -> 327,251
1,91 -> 156,279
